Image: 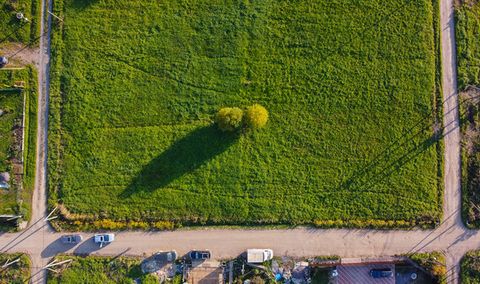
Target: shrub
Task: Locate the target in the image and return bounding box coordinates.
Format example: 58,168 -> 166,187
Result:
251,276 -> 265,284
245,104 -> 268,129
127,221 -> 149,229
409,252 -> 446,282
152,221 -> 175,230
215,107 -> 244,132
431,264 -> 447,277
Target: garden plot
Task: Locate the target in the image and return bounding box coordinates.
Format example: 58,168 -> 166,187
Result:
0,67 -> 37,229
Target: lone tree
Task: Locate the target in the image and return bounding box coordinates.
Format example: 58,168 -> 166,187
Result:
245,104 -> 268,129
215,107 -> 244,132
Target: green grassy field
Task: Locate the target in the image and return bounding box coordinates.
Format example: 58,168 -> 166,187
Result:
461,251 -> 480,284
49,0 -> 442,229
0,67 -> 37,228
456,1 -> 480,228
0,0 -> 40,44
0,253 -> 31,284
47,255 -> 157,284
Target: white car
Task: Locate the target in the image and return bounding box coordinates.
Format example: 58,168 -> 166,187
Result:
94,233 -> 115,247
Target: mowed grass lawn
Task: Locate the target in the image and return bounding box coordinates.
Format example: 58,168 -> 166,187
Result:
49,0 -> 442,227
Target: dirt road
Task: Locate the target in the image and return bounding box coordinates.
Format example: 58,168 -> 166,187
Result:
0,0 -> 472,283
440,0 -> 464,282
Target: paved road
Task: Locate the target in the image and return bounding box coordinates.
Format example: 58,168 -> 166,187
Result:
0,0 -> 472,283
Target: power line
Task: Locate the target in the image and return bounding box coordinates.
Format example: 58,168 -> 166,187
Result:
5,12 -> 62,60
0,25 -> 26,45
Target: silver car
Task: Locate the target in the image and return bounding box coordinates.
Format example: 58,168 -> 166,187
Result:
61,234 -> 83,244
94,233 -> 115,247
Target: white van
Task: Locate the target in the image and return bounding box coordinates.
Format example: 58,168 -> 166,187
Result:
246,249 -> 274,263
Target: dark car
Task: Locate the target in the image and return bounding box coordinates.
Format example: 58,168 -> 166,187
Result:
189,250 -> 211,260
61,234 -> 83,244
369,268 -> 393,278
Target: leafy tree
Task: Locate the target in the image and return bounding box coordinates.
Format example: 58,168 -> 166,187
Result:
245,104 -> 268,129
215,107 -> 244,132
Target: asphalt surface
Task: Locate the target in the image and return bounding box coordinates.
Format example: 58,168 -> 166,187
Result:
0,0 -> 471,283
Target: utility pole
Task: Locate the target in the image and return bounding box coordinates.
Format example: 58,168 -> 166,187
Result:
45,206 -> 58,221
47,11 -> 63,22
2,257 -> 21,269
43,258 -> 73,272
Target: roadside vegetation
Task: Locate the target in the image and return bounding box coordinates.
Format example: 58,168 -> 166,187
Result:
0,253 -> 31,284
49,0 -> 442,230
0,0 -> 40,44
47,255 -> 158,284
0,66 -> 37,230
456,0 -> 480,90
456,0 -> 480,228
461,250 -> 480,283
408,252 -> 446,284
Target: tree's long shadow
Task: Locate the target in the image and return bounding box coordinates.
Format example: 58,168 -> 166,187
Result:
120,125 -> 238,198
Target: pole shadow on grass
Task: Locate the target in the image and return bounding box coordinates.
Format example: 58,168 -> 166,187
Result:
338,93 -> 479,199
120,125 -> 239,198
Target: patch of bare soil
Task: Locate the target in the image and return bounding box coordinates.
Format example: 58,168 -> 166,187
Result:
0,43 -> 39,67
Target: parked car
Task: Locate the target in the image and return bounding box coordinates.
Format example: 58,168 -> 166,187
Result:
61,234 -> 82,244
369,268 -> 393,278
141,251 -> 177,273
189,250 -> 211,260
247,249 -> 274,263
94,233 -> 115,247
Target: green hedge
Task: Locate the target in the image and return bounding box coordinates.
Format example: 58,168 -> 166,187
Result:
0,253 -> 31,284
